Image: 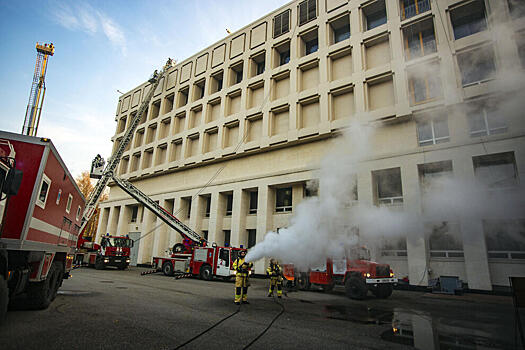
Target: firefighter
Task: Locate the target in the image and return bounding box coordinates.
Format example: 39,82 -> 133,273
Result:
266,258 -> 283,298
233,250 -> 253,305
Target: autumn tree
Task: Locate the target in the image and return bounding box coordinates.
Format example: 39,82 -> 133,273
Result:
75,171 -> 109,239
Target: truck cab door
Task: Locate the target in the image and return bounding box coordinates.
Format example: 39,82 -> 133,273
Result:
215,248 -> 231,277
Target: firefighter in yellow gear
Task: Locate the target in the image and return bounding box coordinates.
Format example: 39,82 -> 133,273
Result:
266,258 -> 283,298
233,250 -> 253,305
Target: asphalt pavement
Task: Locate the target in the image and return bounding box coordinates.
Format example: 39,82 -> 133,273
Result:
0,266 -> 519,349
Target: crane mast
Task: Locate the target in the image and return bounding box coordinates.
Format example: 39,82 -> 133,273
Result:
80,59 -> 173,233
22,42 -> 54,137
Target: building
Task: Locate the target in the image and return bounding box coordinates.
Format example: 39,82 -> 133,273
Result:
96,0 -> 525,291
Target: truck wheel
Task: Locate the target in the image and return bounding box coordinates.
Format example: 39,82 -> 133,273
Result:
199,265 -> 212,281
0,275 -> 8,324
162,262 -> 174,276
373,284 -> 393,299
27,262 -> 61,309
345,276 -> 368,300
95,257 -> 105,270
296,273 -> 311,291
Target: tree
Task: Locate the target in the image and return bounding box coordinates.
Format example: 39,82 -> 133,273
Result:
75,171 -> 109,239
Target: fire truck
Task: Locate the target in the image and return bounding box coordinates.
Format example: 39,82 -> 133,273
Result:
0,132 -> 85,320
74,234 -> 132,270
283,246 -> 397,300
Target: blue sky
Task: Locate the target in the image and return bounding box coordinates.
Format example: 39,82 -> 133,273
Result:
0,0 -> 289,177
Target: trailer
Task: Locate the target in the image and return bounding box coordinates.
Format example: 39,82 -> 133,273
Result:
0,132 -> 85,320
283,246 -> 397,299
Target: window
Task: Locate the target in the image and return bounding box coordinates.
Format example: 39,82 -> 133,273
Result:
400,0 -> 431,20
457,46 -> 496,86
508,0 -> 525,19
416,115 -> 450,146
66,194 -> 73,214
210,71 -> 223,94
300,29 -> 318,57
256,61 -> 265,75
223,230 -> 231,246
36,174 -> 51,209
408,64 -> 442,104
177,87 -> 189,108
304,179 -> 319,197
205,196 -> 211,217
184,197 -> 192,218
427,222 -> 464,258
76,206 -> 81,221
418,160 -> 453,193
225,194 -> 233,216
273,10 -> 290,38
299,0 -> 316,25
131,205 -> 138,223
56,189 -> 62,205
280,50 -> 290,65
381,237 -> 408,257
250,51 -> 266,78
247,229 -> 257,248
274,41 -> 291,67
403,19 -> 436,60
484,220 -> 525,259
363,0 -> 387,31
276,187 -> 292,212
473,152 -> 518,189
373,168 -> 403,205
193,79 -> 206,101
450,0 -> 487,40
329,15 -> 350,44
467,107 -> 507,137
249,191 -> 258,214
517,36 -> 525,69
229,62 -> 243,86
202,230 -> 209,241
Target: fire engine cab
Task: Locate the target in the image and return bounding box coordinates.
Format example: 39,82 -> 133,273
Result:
75,234 -> 132,270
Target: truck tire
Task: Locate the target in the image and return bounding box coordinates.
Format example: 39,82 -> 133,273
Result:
162,261 -> 174,276
0,275 -> 8,324
296,273 -> 311,291
27,262 -> 62,309
372,284 -> 393,299
345,276 -> 368,300
199,265 -> 212,281
95,257 -> 105,270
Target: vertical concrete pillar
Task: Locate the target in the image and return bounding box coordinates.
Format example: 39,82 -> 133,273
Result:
255,184 -> 272,273
138,207 -> 156,264
231,188 -> 247,247
152,199 -> 169,257
460,219 -> 492,290
208,191 -> 221,244
95,207 -> 110,244
107,206 -> 120,235
189,193 -> 203,234
170,197 -> 183,246
115,205 -> 131,236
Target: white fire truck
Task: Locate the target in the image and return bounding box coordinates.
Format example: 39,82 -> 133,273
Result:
0,132 -> 85,320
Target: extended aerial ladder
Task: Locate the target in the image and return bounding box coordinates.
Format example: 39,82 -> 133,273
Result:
79,59 -> 172,233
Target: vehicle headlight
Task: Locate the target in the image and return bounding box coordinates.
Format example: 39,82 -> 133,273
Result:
366,273 -> 371,278
126,259 -> 130,263
390,272 -> 394,277
104,259 -> 109,263
249,270 -> 253,275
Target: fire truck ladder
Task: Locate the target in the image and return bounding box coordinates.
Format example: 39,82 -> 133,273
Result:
111,175 -> 202,244
79,58 -> 174,233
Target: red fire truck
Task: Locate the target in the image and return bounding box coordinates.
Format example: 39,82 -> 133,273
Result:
75,234 -> 132,270
0,131 -> 85,320
153,245 -> 247,280
283,246 -> 396,299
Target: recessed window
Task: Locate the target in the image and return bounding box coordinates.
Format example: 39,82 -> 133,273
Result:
204,195 -> 211,217
183,197 -> 192,218
177,87 -> 189,108
508,0 -> 525,20
229,62 -> 244,87
298,0 -> 317,25
373,168 -> 403,205
427,222 -> 464,258
484,220 -> 525,259
473,152 -> 518,189
416,114 -> 450,146
250,51 -> 266,78
400,0 -> 431,21
276,187 -> 292,212
403,18 -> 437,60
202,230 -> 209,241
225,193 -> 233,216
408,63 -> 442,104
66,194 -> 73,214
457,46 -> 496,86
363,0 -> 387,31
450,0 -> 487,40
304,179 -> 319,197
329,14 -> 350,45
418,160 -> 453,194
192,79 -> 206,102
381,237 -> 408,257
76,206 -> 82,221
131,205 -> 138,223
36,174 -> 51,209
273,10 -> 290,38
467,106 -> 507,137
273,41 -> 291,68
300,29 -> 318,57
249,190 -> 258,214
56,189 -> 62,205
223,230 -> 231,246
150,100 -> 161,120
210,70 -> 224,94
164,94 -> 174,114
247,229 -> 257,248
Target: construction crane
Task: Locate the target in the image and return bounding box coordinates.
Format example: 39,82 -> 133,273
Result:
22,42 -> 55,137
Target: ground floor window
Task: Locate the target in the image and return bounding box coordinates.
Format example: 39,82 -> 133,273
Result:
381,237 -> 408,257
427,222 -> 464,258
483,220 -> 525,259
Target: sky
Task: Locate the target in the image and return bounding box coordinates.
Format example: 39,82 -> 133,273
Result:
0,0 -> 290,177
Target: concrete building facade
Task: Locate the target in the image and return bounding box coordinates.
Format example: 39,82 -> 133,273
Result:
97,0 -> 525,290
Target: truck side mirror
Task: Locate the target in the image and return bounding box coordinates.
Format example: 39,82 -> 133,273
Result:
2,168 -> 23,196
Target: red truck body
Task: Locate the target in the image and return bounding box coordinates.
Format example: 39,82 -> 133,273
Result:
153,246 -> 247,280
0,131 -> 85,315
75,235 -> 132,269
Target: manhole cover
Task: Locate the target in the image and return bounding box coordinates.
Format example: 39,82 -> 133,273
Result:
99,280 -> 114,283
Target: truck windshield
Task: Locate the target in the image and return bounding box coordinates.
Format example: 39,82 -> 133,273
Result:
103,237 -> 133,248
